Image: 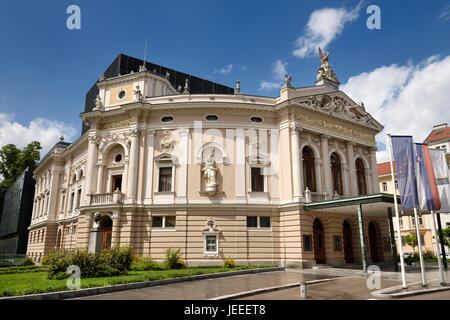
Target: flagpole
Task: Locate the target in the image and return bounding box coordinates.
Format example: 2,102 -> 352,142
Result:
413,208 -> 427,287
387,133 -> 407,289
430,210 -> 446,285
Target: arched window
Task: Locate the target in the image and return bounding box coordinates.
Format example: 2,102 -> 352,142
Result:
330,152 -> 343,195
355,158 -> 367,195
302,147 -> 316,192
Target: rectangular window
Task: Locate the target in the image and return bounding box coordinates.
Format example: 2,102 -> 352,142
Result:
395,180 -> 398,190
420,235 -> 425,246
158,167 -> 172,192
246,216 -> 258,228
72,225 -> 77,235
66,227 -> 70,237
303,235 -> 313,251
69,192 -> 74,212
333,236 -> 342,251
401,236 -> 405,246
412,217 -> 415,226
205,235 -> 217,252
251,167 -> 264,192
61,195 -> 65,212
246,216 -> 270,229
399,219 -> 404,229
382,182 -> 387,191
76,189 -> 81,208
152,216 -> 176,229
419,216 -> 423,226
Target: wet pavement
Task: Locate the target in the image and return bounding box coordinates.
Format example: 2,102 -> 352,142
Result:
70,271 -> 335,300
237,277 -> 401,300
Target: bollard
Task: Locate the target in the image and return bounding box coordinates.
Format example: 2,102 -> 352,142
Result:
300,282 -> 307,298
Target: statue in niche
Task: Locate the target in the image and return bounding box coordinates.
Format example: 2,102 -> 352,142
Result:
202,149 -> 218,193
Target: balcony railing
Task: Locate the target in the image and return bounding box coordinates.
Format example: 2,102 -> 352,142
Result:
89,192 -> 124,206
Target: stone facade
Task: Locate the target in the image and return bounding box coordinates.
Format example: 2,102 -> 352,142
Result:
26,53 -> 395,268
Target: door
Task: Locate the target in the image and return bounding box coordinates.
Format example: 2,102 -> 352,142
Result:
369,223 -> 379,262
313,219 -> 326,264
112,175 -> 122,192
101,227 -> 112,251
343,221 -> 354,263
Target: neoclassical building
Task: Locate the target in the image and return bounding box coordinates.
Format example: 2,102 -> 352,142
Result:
27,51 -> 395,269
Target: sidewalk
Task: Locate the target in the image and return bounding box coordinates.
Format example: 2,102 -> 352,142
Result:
70,271 -> 335,300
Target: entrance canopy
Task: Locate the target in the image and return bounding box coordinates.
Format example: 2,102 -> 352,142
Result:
304,193 -> 431,217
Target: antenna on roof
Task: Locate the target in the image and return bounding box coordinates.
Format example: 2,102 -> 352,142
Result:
139,39 -> 148,72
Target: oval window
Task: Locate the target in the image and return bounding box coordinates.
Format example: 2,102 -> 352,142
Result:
161,116 -> 174,123
250,116 -> 263,123
205,115 -> 219,121
114,154 -> 122,163
118,90 -> 126,100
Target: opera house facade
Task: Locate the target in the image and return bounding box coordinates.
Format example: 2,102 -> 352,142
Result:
26,51 -> 395,269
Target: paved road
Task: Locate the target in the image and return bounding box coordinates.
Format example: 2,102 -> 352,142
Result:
237,277 -> 401,300
70,271 -> 334,300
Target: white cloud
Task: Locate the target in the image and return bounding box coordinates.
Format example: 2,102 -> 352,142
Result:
293,1 -> 363,58
259,60 -> 288,91
439,5 -> 450,21
0,113 -> 77,158
341,55 -> 450,163
240,65 -> 248,71
214,64 -> 233,74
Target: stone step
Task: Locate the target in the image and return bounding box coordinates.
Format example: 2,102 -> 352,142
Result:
312,264 -> 334,269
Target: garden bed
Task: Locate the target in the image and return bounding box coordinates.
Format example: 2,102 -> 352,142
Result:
0,264 -> 275,297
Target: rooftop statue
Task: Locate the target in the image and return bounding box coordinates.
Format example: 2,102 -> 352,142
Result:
317,47 -> 339,84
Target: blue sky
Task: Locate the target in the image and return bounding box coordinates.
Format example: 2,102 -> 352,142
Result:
0,0 -> 449,161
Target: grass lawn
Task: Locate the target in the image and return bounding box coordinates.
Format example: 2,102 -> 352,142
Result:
0,264 -> 275,297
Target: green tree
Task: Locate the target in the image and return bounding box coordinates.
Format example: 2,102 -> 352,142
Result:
403,234 -> 418,253
0,141 -> 42,217
441,226 -> 450,248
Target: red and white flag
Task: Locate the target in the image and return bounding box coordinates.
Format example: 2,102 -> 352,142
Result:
429,149 -> 450,213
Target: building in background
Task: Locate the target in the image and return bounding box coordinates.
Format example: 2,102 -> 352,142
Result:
0,167 -> 35,256
378,162 -> 436,255
424,123 -> 450,255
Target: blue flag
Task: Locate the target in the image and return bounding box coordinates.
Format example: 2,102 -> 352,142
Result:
391,136 -> 419,209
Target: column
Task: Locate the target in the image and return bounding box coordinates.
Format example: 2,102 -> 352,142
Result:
84,135 -> 99,205
111,211 -> 121,247
144,130 -> 155,204
269,129 -> 280,202
369,148 -> 379,193
127,128 -> 140,202
357,204 -> 367,273
290,125 -> 303,201
315,159 -> 323,193
320,135 -> 332,199
96,164 -> 104,194
342,163 -> 350,196
176,128 -> 190,204
346,142 -> 357,196
235,128 -> 246,202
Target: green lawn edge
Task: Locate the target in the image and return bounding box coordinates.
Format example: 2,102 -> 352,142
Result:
0,264 -> 277,297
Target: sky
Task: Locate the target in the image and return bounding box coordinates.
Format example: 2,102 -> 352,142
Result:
0,0 -> 449,163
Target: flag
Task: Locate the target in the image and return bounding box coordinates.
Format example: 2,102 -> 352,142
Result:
429,149 -> 450,213
391,136 -> 419,209
414,143 -> 441,211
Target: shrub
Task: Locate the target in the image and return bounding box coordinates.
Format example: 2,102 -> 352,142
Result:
46,251 -> 70,279
22,258 -> 35,266
223,259 -> 236,268
164,248 -> 183,270
177,258 -> 187,269
70,250 -> 104,278
41,254 -> 51,266
131,256 -> 163,271
103,245 -> 134,272
423,250 -> 436,261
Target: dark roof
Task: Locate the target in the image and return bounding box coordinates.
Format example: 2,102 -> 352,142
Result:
83,54 -> 235,134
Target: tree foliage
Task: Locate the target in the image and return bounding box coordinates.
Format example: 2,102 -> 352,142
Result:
403,234 -> 418,253
0,141 -> 41,216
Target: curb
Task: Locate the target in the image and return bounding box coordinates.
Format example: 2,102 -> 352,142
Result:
209,276 -> 346,300
0,267 -> 284,300
371,282 -> 450,298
